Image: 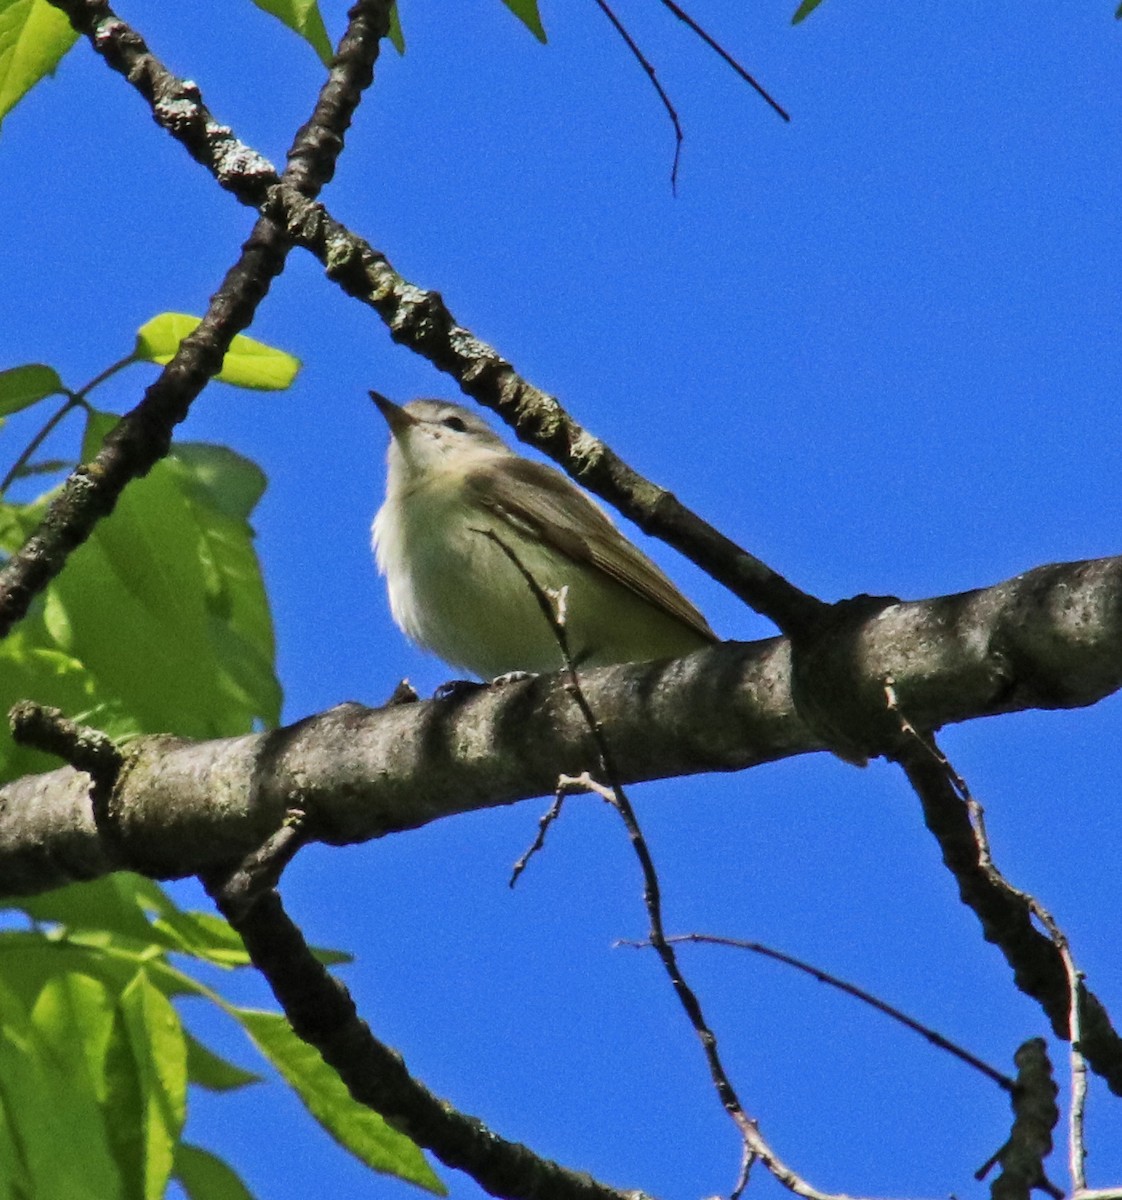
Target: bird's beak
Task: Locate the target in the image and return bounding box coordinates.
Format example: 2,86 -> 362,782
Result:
370,391 -> 417,437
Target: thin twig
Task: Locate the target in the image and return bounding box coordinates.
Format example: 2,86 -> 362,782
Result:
1066,960 -> 1089,1191
619,931 -> 1014,1092
0,396 -> 82,495
485,529 -> 886,1200
731,1142 -> 756,1200
591,0 -> 684,192
509,788 -> 567,887
203,809 -> 310,921
8,701 -> 124,854
959,790 -> 1089,1184
0,355 -> 129,494
655,0 -> 790,121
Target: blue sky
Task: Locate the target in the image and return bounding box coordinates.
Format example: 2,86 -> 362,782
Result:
3,2 -> 1122,1197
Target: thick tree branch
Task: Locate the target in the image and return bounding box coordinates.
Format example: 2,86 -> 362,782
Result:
0,0 -> 391,638
4,555 -> 1122,1099
39,0 -> 821,635
2,554 -> 1119,895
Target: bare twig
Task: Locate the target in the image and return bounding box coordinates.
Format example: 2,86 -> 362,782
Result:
619,931 -> 1014,1092
1,353 -> 152,495
0,396 -> 81,495
963,797 -> 1091,1192
731,1142 -> 755,1200
655,0 -> 790,121
9,701 -> 122,795
486,530 -> 887,1200
203,810 -> 310,922
9,700 -> 125,858
591,0 -> 684,191
509,788 -> 567,887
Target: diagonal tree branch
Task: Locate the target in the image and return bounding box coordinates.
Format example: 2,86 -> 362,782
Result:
0,0 -> 392,638
205,878 -> 653,1200
888,727 -> 1122,1097
35,0 -> 823,637
277,179 -> 826,633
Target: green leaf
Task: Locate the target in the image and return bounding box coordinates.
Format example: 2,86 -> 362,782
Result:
249,0 -> 332,66
185,1033 -> 261,1092
0,973 -> 122,1198
232,1008 -> 445,1194
0,0 -> 78,126
167,443 -> 266,522
791,0 -> 826,23
115,971 -> 188,1200
8,873 -> 254,966
0,936 -> 207,1199
29,970 -> 118,1105
388,3 -> 404,53
0,450 -> 279,913
148,907 -> 253,968
0,491 -> 37,548
174,1143 -> 256,1200
0,930 -> 203,1009
16,877 -> 163,946
0,1066 -> 30,1200
0,412 -> 281,770
133,313 -> 301,391
499,0 -> 546,42
72,410 -> 281,733
0,363 -> 63,416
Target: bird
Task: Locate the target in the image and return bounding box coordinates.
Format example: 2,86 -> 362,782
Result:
371,394 -> 716,680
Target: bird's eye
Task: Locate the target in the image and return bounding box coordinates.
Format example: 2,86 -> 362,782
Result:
442,415 -> 468,432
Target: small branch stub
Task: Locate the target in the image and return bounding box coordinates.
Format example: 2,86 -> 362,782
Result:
9,701 -> 124,840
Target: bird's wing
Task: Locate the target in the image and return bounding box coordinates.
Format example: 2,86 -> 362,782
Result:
464,457 -> 715,641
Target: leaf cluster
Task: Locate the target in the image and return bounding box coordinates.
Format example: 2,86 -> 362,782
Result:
0,313 -> 442,1196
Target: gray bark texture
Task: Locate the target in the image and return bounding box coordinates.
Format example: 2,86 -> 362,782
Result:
1,553 -> 1119,898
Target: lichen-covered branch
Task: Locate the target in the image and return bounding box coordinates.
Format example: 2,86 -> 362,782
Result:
2,554 -> 1119,898
39,0 -> 821,635
0,0 -> 391,637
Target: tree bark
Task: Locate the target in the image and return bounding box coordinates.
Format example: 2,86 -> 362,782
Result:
2,554 -> 1119,898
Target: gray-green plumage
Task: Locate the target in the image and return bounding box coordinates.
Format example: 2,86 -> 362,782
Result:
372,397 -> 715,679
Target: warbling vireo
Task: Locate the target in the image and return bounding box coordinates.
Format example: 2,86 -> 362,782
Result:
371,394 -> 716,680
